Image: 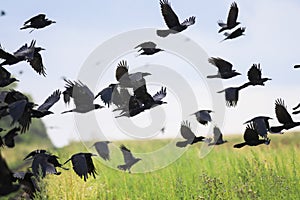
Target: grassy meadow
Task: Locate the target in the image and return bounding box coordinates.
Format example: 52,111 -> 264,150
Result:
2,133 -> 300,200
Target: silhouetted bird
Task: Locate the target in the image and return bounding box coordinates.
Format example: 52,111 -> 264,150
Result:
0,10 -> 5,16
246,64 -> 271,86
117,145 -> 141,173
92,141 -> 111,161
244,116 -> 272,138
234,123 -> 270,148
0,66 -> 18,87
31,90 -> 61,118
157,0 -> 195,37
135,41 -> 164,56
2,127 -> 20,148
20,14 -> 56,33
13,172 -> 36,199
221,27 -> 246,42
62,79 -> 104,114
207,57 -> 241,79
217,83 -> 250,107
176,121 -> 206,148
64,153 -> 97,181
218,2 -> 240,33
191,110 -> 213,125
208,126 -> 228,145
270,98 -> 300,133
0,153 -> 20,196
28,45 -> 46,76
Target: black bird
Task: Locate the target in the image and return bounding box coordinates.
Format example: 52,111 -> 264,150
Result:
270,99 -> 300,133
221,27 -> 246,42
157,0 -> 196,37
117,145 -> 141,173
31,90 -> 61,118
64,153 -> 97,182
92,141 -> 111,161
246,64 -> 271,86
2,127 -> 20,148
294,65 -> 300,68
13,172 -> 36,199
23,149 -> 47,160
62,79 -> 104,114
207,57 -> 241,79
234,123 -> 271,148
0,153 -> 20,196
135,41 -> 164,56
176,121 -> 206,148
0,66 -> 18,87
244,116 -> 272,138
218,2 -> 240,33
208,126 -> 228,145
217,83 -> 250,107
0,10 -> 5,16
191,110 -> 213,125
20,14 -> 56,33
28,45 -> 46,76
293,103 -> 300,114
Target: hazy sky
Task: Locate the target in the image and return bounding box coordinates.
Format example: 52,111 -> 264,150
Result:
1,0 -> 300,147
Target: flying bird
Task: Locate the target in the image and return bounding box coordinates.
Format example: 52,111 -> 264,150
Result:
246,64 -> 271,86
218,2 -> 240,33
0,10 -> 5,16
157,0 -> 195,37
191,110 -> 213,125
217,83 -> 250,107
176,121 -> 206,148
92,141 -> 111,161
20,14 -> 56,33
0,66 -> 19,87
64,153 -> 97,181
135,41 -> 164,56
208,126 -> 228,145
13,172 -> 36,199
221,27 -> 246,42
244,116 -> 272,138
2,127 -> 20,148
207,57 -> 241,79
117,145 -> 141,173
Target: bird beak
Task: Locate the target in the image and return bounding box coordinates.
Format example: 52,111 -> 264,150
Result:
40,48 -> 46,51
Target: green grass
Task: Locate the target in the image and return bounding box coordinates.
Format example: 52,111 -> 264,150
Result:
4,133 -> 300,200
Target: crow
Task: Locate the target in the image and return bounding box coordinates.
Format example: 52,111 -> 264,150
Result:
221,27 -> 246,42
0,66 -> 19,87
207,57 -> 241,79
217,83 -> 250,107
218,2 -> 240,33
117,145 -> 141,173
20,14 -> 56,33
2,127 -> 20,148
208,126 -> 228,145
244,116 -> 273,138
191,110 -> 213,125
92,141 -> 111,161
246,64 -> 271,86
135,41 -> 164,56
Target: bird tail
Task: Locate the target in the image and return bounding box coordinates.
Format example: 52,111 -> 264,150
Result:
156,29 -> 170,37
206,75 -> 219,79
176,141 -> 189,148
233,143 -> 246,148
270,126 -> 284,133
218,27 -> 226,33
20,25 -> 30,30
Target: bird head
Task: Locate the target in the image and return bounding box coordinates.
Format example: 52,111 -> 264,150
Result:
95,104 -> 104,110
44,110 -> 54,115
35,47 -> 45,52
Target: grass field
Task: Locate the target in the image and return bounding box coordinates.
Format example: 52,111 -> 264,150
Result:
3,133 -> 300,200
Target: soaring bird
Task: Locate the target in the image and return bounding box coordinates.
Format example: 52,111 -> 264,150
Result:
207,57 -> 241,79
157,0 -> 195,37
221,27 -> 246,42
176,120 -> 206,148
31,90 -> 61,118
270,99 -> 300,133
20,14 -> 56,33
64,153 -> 97,182
208,126 -> 228,145
62,79 -> 104,114
244,116 -> 272,138
191,110 -> 213,125
117,145 -> 141,173
217,83 -> 250,107
234,123 -> 270,148
218,2 -> 240,33
92,141 -> 111,161
2,127 -> 20,148
246,64 -> 271,86
0,66 -> 18,87
135,41 -> 164,56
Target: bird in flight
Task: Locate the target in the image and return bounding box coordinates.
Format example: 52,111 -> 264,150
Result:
218,2 -> 240,33
135,41 -> 164,56
20,14 -> 56,33
91,141 -> 111,161
0,66 -> 19,88
117,145 -> 141,173
217,83 -> 250,107
245,64 -> 271,86
221,27 -> 246,42
191,110 -> 213,125
208,126 -> 228,145
207,57 -> 241,79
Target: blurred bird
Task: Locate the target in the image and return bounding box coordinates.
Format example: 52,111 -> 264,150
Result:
246,64 -> 271,86
0,10 -> 5,16
28,45 -> 46,76
2,127 -> 20,148
20,14 -> 56,33
218,2 -> 240,33
234,123 -> 270,148
217,83 -> 250,107
0,66 -> 19,87
62,79 -> 104,114
157,0 -> 195,37
191,110 -> 213,125
135,41 -> 164,56
13,172 -> 36,199
207,57 -> 241,79
64,153 -> 97,181
221,27 -> 246,42
244,116 -> 272,138
118,145 -> 141,173
92,141 -> 111,161
208,126 -> 228,145
270,98 -> 300,133
176,121 -> 206,148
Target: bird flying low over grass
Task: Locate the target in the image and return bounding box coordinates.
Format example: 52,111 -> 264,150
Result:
208,126 -> 228,146
221,27 -> 246,42
207,57 -> 241,79
135,41 -> 164,56
20,14 -> 56,33
91,141 -> 111,161
117,145 -> 141,173
217,83 -> 250,107
191,110 -> 213,125
244,116 -> 272,138
218,2 -> 240,33
157,0 -> 195,37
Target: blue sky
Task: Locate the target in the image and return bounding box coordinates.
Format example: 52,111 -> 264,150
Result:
1,0 -> 300,147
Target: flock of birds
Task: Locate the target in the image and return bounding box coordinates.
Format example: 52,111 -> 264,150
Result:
0,0 -> 300,198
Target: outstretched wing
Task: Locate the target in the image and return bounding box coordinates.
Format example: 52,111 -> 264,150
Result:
0,45 -> 15,61
135,41 -> 156,49
275,98 -> 293,124
160,0 -> 180,29
38,90 -> 61,111
180,121 -> 196,140
247,64 -> 262,82
24,14 -> 46,25
152,87 -> 167,101
28,52 -> 46,76
0,66 -> 11,79
244,123 -> 259,142
227,2 -> 239,27
181,16 -> 195,26
115,60 -> 129,82
120,145 -> 135,164
208,57 -> 233,73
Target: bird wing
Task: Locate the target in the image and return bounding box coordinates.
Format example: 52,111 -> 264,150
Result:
8,100 -> 27,125
152,87 -> 167,101
213,126 -> 223,143
38,90 -> 61,111
69,154 -> 89,181
13,40 -> 35,60
116,60 -> 129,82
180,121 -> 196,140
180,16 -> 196,26
72,81 -> 95,107
94,142 -> 110,160
227,2 -> 239,27
135,41 -> 156,49
275,99 -> 294,124
63,79 -> 75,104
208,57 -> 233,73
28,52 -> 46,76
244,123 -> 259,142
0,45 -> 15,61
0,153 -> 19,194
95,86 -> 113,107
120,145 -> 135,164
24,14 -> 46,25
160,0 -> 180,29
0,66 -> 11,79
247,64 -> 262,82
